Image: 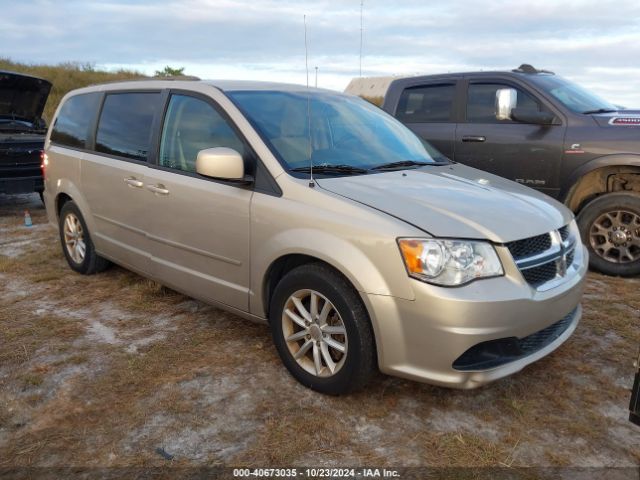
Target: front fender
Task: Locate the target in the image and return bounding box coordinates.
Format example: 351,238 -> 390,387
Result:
250,227 -> 416,318
561,154 -> 640,204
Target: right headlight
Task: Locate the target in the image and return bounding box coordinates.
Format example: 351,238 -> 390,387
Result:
398,238 -> 504,286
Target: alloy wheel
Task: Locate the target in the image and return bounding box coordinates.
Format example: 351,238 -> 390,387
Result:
281,289 -> 348,377
589,209 -> 640,263
63,213 -> 86,264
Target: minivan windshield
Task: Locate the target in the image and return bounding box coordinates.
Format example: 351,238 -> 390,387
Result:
228,90 -> 447,175
530,75 -> 619,114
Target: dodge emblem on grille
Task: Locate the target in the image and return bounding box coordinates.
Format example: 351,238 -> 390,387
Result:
551,230 -> 568,277
556,255 -> 568,277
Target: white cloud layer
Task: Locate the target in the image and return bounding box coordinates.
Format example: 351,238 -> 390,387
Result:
2,0 -> 640,105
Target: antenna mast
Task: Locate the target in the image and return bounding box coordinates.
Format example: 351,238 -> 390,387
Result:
304,15 -> 314,188
359,0 -> 363,77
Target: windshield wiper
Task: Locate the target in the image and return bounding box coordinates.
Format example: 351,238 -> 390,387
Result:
370,160 -> 441,171
582,108 -> 617,114
290,164 -> 369,175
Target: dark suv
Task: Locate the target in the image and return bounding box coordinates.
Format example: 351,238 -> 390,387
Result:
0,70 -> 52,200
383,64 -> 640,276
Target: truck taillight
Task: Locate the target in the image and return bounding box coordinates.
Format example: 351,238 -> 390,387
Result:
40,151 -> 48,169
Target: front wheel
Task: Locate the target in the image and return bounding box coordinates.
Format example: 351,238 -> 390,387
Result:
269,263 -> 377,395
577,192 -> 640,276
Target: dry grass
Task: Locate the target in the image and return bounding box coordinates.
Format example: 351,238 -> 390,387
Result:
0,193 -> 638,470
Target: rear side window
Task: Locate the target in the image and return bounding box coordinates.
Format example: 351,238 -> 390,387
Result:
50,93 -> 100,148
95,92 -> 160,161
396,84 -> 455,123
466,83 -> 542,123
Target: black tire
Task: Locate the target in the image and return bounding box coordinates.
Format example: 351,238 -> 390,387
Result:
269,263 -> 377,395
576,192 -> 640,277
59,201 -> 110,275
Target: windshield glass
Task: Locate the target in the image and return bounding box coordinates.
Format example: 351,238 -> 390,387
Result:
227,90 -> 446,173
530,75 -> 618,113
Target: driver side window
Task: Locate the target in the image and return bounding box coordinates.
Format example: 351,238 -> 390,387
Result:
466,83 -> 542,123
159,94 -> 245,173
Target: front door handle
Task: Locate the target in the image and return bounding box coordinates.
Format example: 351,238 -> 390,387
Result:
124,177 -> 144,188
147,184 -> 170,196
462,135 -> 486,143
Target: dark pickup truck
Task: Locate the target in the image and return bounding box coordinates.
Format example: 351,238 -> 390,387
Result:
0,70 -> 52,200
382,64 -> 640,277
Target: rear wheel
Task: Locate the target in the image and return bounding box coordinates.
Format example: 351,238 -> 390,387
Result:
59,201 -> 110,274
269,263 -> 376,394
577,192 -> 640,276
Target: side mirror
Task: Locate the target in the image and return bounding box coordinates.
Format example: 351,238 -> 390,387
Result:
196,147 -> 246,181
495,88 -> 517,121
511,108 -> 555,125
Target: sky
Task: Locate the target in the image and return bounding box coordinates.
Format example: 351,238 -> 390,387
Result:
2,0 -> 640,106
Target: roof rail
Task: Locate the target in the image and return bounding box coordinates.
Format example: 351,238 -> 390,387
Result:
512,64 -> 554,75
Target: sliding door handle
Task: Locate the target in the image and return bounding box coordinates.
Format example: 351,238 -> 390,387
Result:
462,135 -> 486,143
124,177 -> 144,188
147,184 -> 170,196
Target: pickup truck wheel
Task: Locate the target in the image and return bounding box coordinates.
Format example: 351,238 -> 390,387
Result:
577,192 -> 640,276
269,263 -> 376,395
59,201 -> 110,275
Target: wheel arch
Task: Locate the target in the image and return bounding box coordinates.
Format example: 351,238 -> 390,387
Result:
262,253 -> 382,376
50,179 -> 97,234
253,228 -> 413,322
561,155 -> 640,213
261,251 -> 392,320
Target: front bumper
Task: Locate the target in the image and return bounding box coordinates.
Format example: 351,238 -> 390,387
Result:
365,243 -> 588,389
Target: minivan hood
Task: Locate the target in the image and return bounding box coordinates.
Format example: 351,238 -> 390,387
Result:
317,163 -> 572,243
0,71 -> 52,121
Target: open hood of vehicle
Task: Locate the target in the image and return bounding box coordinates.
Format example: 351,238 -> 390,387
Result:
317,163 -> 573,243
0,71 -> 52,122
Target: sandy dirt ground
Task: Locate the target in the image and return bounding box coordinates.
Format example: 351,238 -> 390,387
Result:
0,193 -> 638,472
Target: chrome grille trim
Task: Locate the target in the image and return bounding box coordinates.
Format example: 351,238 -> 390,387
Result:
506,225 -> 579,291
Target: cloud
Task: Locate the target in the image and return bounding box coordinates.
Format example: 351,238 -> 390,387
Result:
1,0 -> 640,104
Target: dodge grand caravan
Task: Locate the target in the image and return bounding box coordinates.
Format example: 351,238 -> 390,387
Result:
43,80 -> 587,394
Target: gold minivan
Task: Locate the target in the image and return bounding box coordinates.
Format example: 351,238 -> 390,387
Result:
43,80 -> 587,394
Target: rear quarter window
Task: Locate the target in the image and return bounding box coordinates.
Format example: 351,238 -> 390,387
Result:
50,93 -> 101,148
396,84 -> 455,123
95,92 -> 160,161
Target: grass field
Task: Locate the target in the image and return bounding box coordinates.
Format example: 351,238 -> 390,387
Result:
0,194 -> 638,471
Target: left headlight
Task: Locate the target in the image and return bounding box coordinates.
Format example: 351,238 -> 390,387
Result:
398,238 -> 504,286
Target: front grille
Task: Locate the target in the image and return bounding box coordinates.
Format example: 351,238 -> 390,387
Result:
506,233 -> 551,259
522,262 -> 558,287
559,225 -> 569,241
505,224 -> 575,289
566,250 -> 575,267
452,308 -> 577,371
518,310 -> 575,353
